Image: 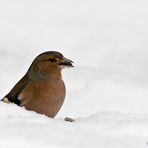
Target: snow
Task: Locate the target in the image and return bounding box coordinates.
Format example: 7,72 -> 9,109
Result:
1,103 -> 148,148
0,0 -> 148,147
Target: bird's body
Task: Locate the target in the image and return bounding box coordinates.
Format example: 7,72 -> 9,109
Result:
2,51 -> 73,118
18,74 -> 65,117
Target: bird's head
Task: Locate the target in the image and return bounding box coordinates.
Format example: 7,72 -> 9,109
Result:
28,51 -> 74,80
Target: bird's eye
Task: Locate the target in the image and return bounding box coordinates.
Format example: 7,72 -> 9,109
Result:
48,58 -> 57,62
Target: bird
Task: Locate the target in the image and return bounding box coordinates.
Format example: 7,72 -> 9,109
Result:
1,51 -> 74,118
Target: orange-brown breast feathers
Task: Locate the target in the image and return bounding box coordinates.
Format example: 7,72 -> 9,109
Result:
19,78 -> 66,117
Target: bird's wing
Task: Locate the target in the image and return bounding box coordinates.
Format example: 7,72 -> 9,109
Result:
1,75 -> 29,106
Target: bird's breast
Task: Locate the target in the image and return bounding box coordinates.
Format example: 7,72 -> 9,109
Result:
19,79 -> 66,117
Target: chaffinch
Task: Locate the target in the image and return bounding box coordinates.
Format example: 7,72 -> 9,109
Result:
1,51 -> 74,119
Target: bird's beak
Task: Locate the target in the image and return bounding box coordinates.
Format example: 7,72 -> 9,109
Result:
59,57 -> 74,68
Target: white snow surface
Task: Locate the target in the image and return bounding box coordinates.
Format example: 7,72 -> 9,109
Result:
0,0 -> 148,147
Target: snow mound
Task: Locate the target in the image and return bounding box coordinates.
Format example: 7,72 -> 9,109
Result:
0,102 -> 148,148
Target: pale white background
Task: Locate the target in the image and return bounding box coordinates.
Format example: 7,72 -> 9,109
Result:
0,0 -> 148,147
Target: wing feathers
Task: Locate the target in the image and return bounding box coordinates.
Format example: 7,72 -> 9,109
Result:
1,75 -> 28,106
